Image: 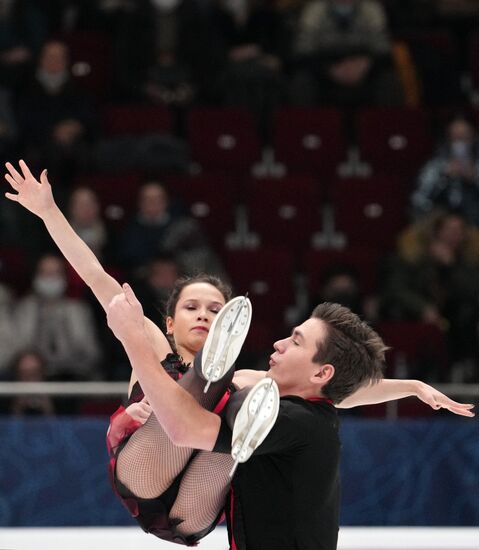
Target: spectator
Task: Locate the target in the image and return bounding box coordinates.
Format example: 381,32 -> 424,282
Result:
119,180 -> 225,277
134,253 -> 180,332
13,254 -> 101,380
109,0 -> 208,105
381,211 -> 479,379
290,0 -> 403,106
208,0 -> 287,135
8,350 -> 55,416
0,0 -> 47,90
17,39 -> 97,191
411,116 -> 479,226
67,186 -> 112,261
306,264 -> 379,325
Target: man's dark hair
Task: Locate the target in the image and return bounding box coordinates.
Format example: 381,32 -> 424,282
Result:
311,302 -> 387,403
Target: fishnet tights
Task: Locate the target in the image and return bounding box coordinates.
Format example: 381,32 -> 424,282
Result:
116,362 -> 235,535
170,451 -> 234,536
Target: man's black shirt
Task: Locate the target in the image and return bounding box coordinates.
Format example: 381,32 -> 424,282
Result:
214,395 -> 340,550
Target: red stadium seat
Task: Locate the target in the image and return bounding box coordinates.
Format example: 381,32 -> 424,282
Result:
356,107 -> 433,176
102,103 -> 174,136
273,108 -> 347,179
244,175 -> 322,254
377,321 -> 449,381
223,248 -> 295,329
187,108 -> 262,173
0,246 -> 29,293
165,173 -> 240,249
243,321 -> 277,354
330,175 -> 409,252
362,320 -> 449,417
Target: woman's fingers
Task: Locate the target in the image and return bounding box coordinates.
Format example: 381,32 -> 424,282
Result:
5,173 -> 20,190
40,169 -> 49,185
5,192 -> 19,202
19,159 -> 34,179
5,162 -> 24,184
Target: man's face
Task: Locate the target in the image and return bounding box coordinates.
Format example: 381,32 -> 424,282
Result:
268,317 -> 328,396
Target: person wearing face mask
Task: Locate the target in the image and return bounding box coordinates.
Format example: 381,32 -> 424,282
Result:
411,116 -> 479,226
12,253 -> 101,381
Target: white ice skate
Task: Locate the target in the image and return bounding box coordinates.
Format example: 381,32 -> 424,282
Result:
201,295 -> 252,393
229,377 -> 280,476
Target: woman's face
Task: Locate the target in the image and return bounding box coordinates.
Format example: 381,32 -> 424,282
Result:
166,283 -> 226,356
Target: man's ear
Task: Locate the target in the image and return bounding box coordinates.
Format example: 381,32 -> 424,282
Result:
165,316 -> 174,335
310,364 -> 335,386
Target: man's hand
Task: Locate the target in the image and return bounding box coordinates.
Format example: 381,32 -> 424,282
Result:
4,160 -> 56,218
415,381 -> 475,417
107,283 -> 145,342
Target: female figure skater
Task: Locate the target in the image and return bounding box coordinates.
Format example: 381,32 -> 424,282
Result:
4,160 -> 474,546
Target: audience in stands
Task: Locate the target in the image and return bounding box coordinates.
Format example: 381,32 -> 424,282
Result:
133,253 -> 180,332
67,186 -> 112,261
119,180 -> 225,278
17,39 -> 97,190
13,254 -> 101,381
7,349 -> 55,416
1,2 -> 479,393
289,0 -> 403,106
208,0 -> 286,134
0,0 -> 47,90
411,116 -> 479,226
0,281 -> 15,375
107,0 -> 208,105
381,211 -> 479,380
305,264 -> 379,325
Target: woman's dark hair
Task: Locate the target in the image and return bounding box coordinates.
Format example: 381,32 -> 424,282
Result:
165,274 -> 232,318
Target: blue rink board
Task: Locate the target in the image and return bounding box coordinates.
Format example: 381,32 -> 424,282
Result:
0,417 -> 477,526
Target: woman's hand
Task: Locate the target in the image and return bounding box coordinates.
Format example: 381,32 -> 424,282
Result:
125,397 -> 153,425
5,160 -> 56,218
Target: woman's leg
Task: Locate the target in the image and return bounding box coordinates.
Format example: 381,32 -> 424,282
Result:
116,296 -> 251,499
169,450 -> 234,536
169,378 -> 279,538
116,361 -> 235,498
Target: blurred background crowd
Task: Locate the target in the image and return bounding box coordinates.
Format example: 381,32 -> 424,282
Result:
1,0 -> 479,416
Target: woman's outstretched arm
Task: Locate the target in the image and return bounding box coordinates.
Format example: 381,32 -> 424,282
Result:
4,160 -> 172,392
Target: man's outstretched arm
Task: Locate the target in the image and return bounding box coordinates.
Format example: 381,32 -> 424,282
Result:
107,283 -> 221,450
337,378 -> 475,417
